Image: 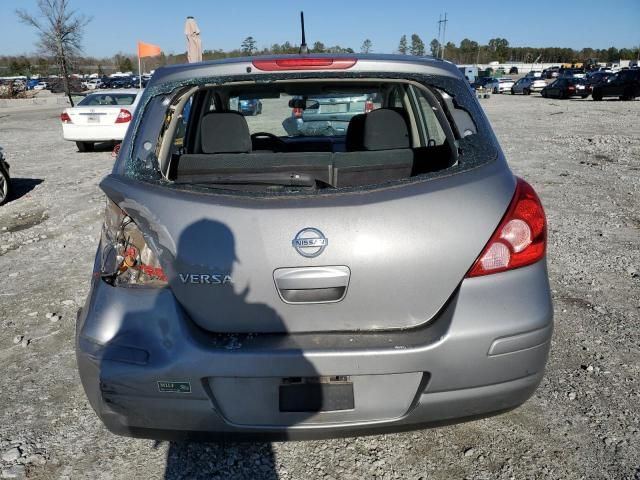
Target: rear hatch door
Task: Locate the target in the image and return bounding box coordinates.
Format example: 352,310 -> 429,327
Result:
102,161 -> 515,333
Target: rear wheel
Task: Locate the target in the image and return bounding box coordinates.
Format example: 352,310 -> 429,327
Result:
592,91 -> 603,101
493,87 -> 498,94
511,88 -> 515,95
76,141 -> 94,152
523,88 -> 530,95
0,165 -> 11,206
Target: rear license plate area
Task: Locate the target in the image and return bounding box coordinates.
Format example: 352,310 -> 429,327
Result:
87,115 -> 100,123
279,376 -> 354,412
319,103 -> 347,114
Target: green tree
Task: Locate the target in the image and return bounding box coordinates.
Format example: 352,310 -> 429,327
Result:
459,38 -> 479,63
430,38 -> 440,57
312,41 -> 325,53
410,34 -> 425,56
122,57 -> 133,72
360,39 -> 373,54
241,36 -> 257,56
443,42 -> 456,60
398,35 -> 408,55
488,38 -> 509,62
16,0 -> 91,106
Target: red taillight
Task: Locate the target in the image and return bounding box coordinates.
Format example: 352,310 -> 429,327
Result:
466,177 -> 547,278
60,112 -> 72,123
568,85 -> 576,91
292,107 -> 303,118
252,58 -> 357,71
364,100 -> 374,113
115,109 -> 132,124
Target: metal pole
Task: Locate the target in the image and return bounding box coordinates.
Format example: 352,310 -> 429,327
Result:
441,13 -> 448,59
437,14 -> 442,58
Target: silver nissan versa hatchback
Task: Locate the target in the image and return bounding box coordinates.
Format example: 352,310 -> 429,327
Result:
76,54 -> 553,440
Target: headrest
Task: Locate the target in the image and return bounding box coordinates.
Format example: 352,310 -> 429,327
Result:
200,112 -> 252,154
345,114 -> 366,151
362,108 -> 410,151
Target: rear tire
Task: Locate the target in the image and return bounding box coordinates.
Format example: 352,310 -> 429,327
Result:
493,87 -> 498,94
523,88 -> 530,95
76,141 -> 94,152
0,164 -> 11,206
511,88 -> 515,95
592,91 -> 603,101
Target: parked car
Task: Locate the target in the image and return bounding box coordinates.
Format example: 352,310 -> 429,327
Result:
99,77 -> 135,89
559,68 -> 586,79
471,77 -> 493,90
238,98 -> 263,116
511,77 -> 547,95
586,71 -> 615,86
282,93 -> 376,136
75,54 -> 552,441
525,70 -> 543,79
591,69 -> 640,101
485,77 -> 515,94
60,89 -> 143,151
83,79 -> 102,90
26,79 -> 41,90
33,81 -> 48,91
541,78 -> 591,99
542,67 -> 560,79
0,146 -> 11,206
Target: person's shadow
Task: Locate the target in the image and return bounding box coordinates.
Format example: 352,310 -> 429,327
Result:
159,219 -> 317,479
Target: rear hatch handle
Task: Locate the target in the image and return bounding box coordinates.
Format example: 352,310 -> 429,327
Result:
273,266 -> 350,304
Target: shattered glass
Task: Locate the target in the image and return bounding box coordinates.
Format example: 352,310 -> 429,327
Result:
123,71 -> 499,196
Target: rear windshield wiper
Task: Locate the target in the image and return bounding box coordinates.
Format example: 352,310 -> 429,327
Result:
176,172 -> 317,187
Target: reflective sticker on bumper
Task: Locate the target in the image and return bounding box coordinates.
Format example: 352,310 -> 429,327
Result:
158,381 -> 191,393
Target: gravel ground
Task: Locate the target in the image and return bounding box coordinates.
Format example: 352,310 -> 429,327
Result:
0,94 -> 639,479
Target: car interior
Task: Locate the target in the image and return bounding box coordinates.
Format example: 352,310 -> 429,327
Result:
157,80 -> 475,192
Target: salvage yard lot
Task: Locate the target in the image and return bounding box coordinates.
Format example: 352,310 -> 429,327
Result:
0,94 -> 639,479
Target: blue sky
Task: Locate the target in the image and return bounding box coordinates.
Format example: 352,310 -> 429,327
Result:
1,0 -> 638,57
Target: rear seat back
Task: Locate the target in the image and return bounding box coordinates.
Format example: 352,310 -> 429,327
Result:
177,153 -> 333,185
176,108 -> 415,188
333,108 -> 413,187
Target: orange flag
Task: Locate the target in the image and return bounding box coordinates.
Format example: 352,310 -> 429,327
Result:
137,41 -> 161,58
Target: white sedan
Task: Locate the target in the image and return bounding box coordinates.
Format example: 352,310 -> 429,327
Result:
511,77 -> 547,95
60,89 -> 142,152
485,77 -> 515,94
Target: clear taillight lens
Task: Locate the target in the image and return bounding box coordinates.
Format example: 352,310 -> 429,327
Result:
466,177 -> 547,277
115,109 -> 132,123
99,200 -> 167,287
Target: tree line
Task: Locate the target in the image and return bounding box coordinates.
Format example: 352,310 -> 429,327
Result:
423,37 -> 639,65
4,36 -> 638,81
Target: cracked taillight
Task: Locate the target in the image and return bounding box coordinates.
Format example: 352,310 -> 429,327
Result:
99,200 -> 167,287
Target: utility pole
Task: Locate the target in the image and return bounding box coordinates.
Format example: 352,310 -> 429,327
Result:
437,13 -> 448,59
437,14 -> 442,58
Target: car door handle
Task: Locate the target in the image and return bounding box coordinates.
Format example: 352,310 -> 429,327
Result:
273,266 -> 350,304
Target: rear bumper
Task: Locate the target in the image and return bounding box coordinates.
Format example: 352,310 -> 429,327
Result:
76,261 -> 553,440
62,123 -> 129,142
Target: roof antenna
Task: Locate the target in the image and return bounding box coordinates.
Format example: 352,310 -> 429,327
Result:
299,11 -> 308,54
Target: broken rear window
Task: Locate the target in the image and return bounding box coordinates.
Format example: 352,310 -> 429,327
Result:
124,73 -> 497,195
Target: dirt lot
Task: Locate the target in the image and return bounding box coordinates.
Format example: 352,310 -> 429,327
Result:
0,94 -> 639,479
